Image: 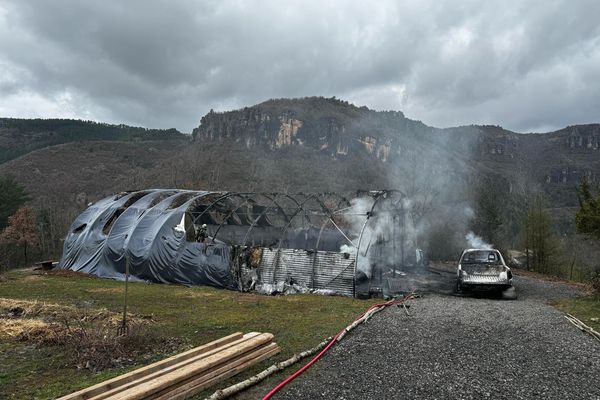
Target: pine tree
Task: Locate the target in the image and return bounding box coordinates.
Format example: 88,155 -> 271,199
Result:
523,195 -> 556,273
0,176 -> 29,229
575,177 -> 600,240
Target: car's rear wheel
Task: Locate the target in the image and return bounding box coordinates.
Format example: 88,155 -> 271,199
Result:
456,280 -> 463,293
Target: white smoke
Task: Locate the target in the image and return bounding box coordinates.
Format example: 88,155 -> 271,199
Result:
465,231 -> 493,249
340,244 -> 357,256
339,194 -> 417,277
339,197 -> 375,276
464,206 -> 475,219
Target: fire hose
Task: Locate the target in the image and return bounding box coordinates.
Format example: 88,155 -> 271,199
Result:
261,293 -> 417,400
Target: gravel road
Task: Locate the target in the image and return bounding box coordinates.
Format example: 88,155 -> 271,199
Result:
274,271 -> 600,400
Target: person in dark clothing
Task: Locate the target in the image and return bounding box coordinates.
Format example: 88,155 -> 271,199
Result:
196,224 -> 208,243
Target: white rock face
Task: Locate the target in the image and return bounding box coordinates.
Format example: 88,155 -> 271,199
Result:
275,116 -> 303,148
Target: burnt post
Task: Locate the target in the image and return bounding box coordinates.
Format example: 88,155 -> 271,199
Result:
118,253 -> 130,336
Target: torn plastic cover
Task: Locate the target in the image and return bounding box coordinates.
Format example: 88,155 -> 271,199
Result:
59,189 -> 237,289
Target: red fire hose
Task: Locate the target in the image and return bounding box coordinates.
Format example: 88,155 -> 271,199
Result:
262,293 -> 416,400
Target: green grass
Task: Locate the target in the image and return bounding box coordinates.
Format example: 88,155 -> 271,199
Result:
551,295 -> 600,333
0,269 -> 377,399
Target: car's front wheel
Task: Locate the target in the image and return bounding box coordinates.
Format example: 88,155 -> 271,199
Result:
501,286 -> 517,300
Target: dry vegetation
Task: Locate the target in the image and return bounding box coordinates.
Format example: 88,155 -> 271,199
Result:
0,268 -> 378,399
0,296 -> 162,371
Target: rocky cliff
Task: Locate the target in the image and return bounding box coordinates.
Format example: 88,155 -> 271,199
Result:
192,97 -> 600,206
193,97 -> 437,163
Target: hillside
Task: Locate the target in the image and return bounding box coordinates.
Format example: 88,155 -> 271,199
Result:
3,98 -> 597,211
1,97 -> 599,251
194,97 -> 600,208
0,138 -> 391,208
0,118 -> 187,164
0,140 -> 187,206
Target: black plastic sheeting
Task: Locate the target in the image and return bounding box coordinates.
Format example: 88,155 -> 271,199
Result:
59,190 -> 237,288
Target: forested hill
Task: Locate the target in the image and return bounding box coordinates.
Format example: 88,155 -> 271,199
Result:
1,97 -> 599,261
2,97 -> 600,212
194,97 -> 600,208
0,118 -> 187,163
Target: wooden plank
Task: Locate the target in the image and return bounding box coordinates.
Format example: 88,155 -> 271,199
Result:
108,333 -> 274,400
88,333 -> 261,400
149,343 -> 280,400
57,332 -> 243,400
160,344 -> 281,400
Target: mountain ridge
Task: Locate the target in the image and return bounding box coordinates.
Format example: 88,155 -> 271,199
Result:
0,118 -> 187,164
193,97 -> 600,200
2,97 -> 600,212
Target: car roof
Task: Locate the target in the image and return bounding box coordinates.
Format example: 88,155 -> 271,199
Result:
463,248 -> 499,252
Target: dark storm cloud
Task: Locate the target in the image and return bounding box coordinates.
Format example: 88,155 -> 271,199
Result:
0,0 -> 598,132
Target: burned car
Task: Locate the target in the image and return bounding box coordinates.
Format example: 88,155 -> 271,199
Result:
456,249 -> 513,292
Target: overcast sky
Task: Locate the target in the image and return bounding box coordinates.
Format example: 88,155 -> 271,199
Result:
0,0 -> 599,133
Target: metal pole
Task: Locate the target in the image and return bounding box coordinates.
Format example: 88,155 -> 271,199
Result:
119,254 -> 130,336
393,214 -> 397,275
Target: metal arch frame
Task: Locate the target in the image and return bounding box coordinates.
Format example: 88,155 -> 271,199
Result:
241,193 -> 286,246
266,195 -> 293,227
192,189 -> 409,296
240,193 -> 325,287
189,191 -> 355,232
309,217 -> 333,289
306,193 -> 356,289
187,190 -> 363,291
188,191 -> 234,226
310,193 -> 355,246
210,193 -> 253,242
323,192 -> 353,212
268,193 -> 326,283
280,193 -> 312,227
188,191 -> 347,247
209,192 -> 301,241
354,191 -> 388,281
235,193 -> 285,287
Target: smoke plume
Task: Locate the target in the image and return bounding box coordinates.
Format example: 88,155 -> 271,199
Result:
465,231 -> 493,249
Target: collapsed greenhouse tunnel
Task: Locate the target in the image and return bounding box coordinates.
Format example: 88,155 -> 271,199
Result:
59,189 -> 421,297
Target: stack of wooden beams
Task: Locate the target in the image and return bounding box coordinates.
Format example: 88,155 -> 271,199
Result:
58,332 -> 280,400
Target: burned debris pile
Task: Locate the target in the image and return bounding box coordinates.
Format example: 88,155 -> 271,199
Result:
59,189 -> 424,297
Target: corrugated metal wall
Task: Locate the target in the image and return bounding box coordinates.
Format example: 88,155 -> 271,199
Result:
258,248 -> 355,297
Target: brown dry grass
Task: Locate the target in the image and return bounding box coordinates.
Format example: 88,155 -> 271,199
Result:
1,318 -> 53,339
87,287 -> 123,294
0,297 -> 151,325
38,269 -> 98,279
0,314 -> 167,370
0,296 -> 162,371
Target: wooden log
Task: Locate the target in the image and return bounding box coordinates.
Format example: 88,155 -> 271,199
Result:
58,332 -> 244,400
150,343 -> 280,400
169,345 -> 281,400
337,306 -> 381,342
88,333 -> 262,400
205,302 -> 401,400
565,314 -> 600,342
205,337 -> 331,400
108,333 -> 275,400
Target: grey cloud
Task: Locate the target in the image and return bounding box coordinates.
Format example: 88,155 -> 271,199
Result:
0,0 -> 598,132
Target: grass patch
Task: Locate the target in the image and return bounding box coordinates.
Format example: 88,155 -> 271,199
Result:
550,296 -> 600,333
0,268 -> 377,399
